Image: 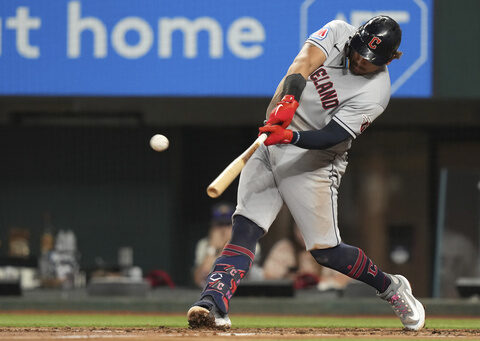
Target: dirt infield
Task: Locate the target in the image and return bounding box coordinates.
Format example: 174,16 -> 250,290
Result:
1,327 -> 480,340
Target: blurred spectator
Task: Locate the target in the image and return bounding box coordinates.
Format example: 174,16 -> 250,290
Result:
146,269 -> 175,288
440,229 -> 478,298
38,228 -> 56,286
8,228 -> 30,258
40,229 -> 81,289
53,230 -> 79,289
193,202 -> 261,287
263,224 -> 351,290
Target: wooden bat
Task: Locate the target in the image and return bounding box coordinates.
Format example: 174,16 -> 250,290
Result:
207,133 -> 268,198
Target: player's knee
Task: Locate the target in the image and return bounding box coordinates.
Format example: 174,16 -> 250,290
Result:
231,215 -> 264,251
310,247 -> 334,266
310,242 -> 346,267
310,242 -> 358,269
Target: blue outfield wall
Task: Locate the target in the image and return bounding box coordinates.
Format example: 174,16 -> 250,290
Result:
0,0 -> 432,97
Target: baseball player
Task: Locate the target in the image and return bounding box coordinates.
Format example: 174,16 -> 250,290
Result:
187,16 -> 425,331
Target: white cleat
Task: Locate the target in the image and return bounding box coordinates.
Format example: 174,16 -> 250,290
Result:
378,274 -> 425,331
187,299 -> 231,329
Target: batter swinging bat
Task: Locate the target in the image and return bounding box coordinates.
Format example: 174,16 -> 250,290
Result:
207,133 -> 268,198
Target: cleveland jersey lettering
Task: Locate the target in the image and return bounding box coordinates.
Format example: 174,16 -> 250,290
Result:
310,68 -> 339,110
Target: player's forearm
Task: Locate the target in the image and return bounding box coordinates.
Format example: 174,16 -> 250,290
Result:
291,120 -> 351,149
266,43 -> 325,115
286,57 -> 316,80
266,77 -> 286,114
286,42 -> 327,79
266,73 -> 306,118
281,74 -> 306,101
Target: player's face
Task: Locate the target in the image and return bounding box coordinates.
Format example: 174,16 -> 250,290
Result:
349,50 -> 383,75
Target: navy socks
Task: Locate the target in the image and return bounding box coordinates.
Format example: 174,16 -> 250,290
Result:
200,215 -> 264,314
310,242 -> 391,293
199,216 -> 391,315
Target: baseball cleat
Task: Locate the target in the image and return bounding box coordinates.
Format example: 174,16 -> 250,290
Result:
377,274 -> 425,331
187,296 -> 231,329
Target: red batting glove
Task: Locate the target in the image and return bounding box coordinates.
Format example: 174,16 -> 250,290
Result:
259,125 -> 293,146
266,95 -> 299,128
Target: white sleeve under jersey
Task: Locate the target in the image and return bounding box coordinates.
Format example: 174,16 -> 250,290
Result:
306,20 -> 355,61
332,102 -> 385,138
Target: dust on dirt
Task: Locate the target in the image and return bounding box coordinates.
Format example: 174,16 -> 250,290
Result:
0,327 -> 479,340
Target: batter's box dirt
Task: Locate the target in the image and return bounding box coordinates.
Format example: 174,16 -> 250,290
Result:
0,327 -> 479,340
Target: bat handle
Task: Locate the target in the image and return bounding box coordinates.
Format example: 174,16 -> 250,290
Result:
239,133 -> 267,162
257,133 -> 268,144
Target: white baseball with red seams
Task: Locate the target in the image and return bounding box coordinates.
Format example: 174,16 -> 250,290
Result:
150,134 -> 169,152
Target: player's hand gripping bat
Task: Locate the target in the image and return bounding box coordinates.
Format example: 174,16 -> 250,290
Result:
206,133 -> 268,198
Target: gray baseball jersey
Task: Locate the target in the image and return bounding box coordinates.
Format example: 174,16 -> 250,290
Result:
293,19 -> 390,145
234,20 -> 392,250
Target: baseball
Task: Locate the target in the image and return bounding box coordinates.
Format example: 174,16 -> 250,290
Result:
149,134 -> 169,152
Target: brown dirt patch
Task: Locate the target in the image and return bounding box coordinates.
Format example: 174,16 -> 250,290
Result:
0,327 -> 479,340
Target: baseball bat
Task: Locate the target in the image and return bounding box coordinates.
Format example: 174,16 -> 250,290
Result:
207,133 -> 268,198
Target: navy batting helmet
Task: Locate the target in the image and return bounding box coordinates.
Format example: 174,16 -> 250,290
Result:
349,16 -> 402,66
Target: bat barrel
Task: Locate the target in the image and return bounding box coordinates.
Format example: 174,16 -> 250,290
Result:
206,156 -> 243,198
206,134 -> 267,198
207,186 -> 220,198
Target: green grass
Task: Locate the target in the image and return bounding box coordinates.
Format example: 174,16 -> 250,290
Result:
0,313 -> 479,330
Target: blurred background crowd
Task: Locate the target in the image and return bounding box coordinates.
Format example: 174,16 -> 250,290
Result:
0,0 -> 479,300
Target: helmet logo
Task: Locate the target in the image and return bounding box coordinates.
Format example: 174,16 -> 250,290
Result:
368,37 -> 382,49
